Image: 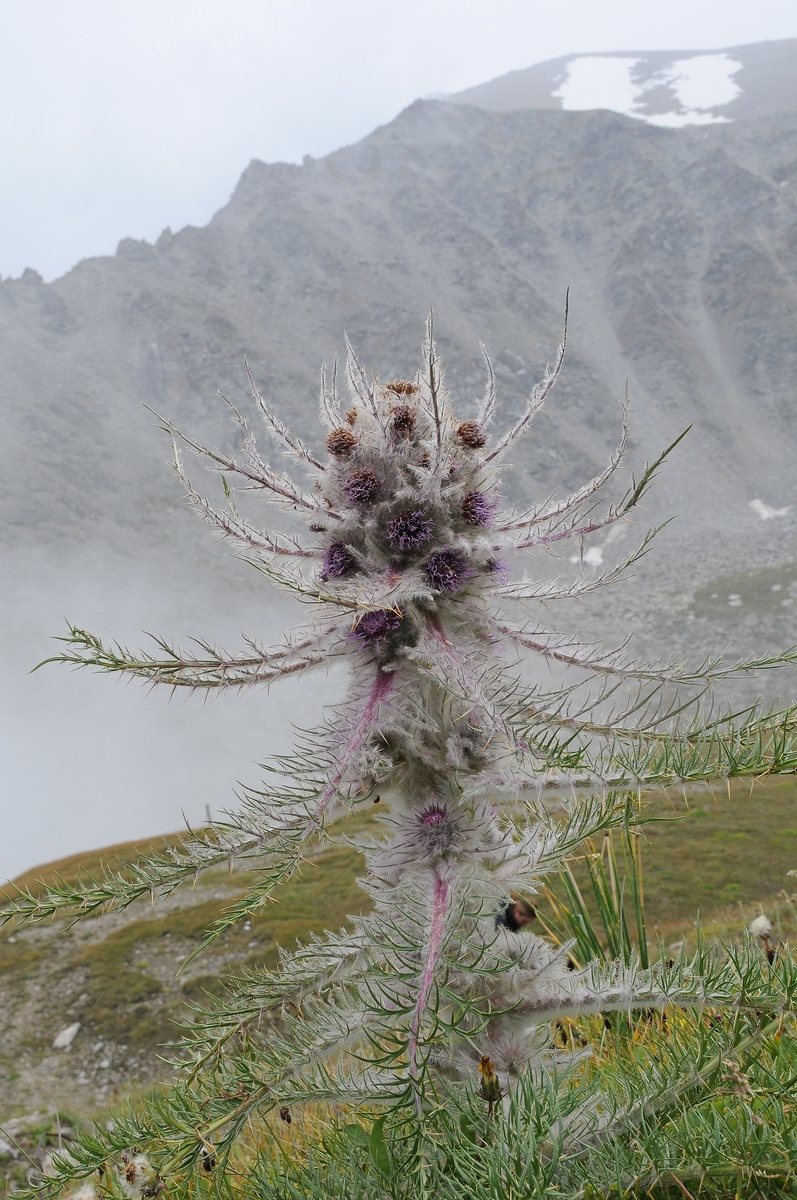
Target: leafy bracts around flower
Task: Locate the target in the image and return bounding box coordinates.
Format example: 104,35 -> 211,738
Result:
11,311 -> 797,1198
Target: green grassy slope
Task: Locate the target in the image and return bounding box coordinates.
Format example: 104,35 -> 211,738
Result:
635,777 -> 797,942
1,778 -> 795,1122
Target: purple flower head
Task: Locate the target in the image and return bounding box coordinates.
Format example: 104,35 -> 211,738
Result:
461,490 -> 497,528
343,469 -> 380,506
390,404 -> 416,435
425,548 -> 473,593
321,541 -> 357,580
353,607 -> 403,646
416,803 -> 460,856
387,509 -> 434,551
485,557 -> 510,584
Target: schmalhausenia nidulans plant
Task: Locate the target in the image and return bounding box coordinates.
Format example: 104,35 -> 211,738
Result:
7,312 -> 797,1197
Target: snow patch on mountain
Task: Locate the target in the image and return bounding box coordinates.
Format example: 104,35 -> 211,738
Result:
553,53 -> 742,127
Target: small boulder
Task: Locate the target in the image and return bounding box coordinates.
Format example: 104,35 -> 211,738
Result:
52,1022 -> 80,1049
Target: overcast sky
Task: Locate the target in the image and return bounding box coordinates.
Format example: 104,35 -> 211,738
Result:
1,0 -> 796,282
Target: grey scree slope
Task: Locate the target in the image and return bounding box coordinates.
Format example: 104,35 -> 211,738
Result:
2,75 -> 797,878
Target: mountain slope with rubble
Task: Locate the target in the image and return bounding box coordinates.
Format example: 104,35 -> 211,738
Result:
0,836 -> 370,1125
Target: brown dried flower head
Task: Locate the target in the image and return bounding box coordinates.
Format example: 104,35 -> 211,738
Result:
326,426 -> 357,456
385,379 -> 418,395
456,420 -> 487,449
345,408 -> 357,425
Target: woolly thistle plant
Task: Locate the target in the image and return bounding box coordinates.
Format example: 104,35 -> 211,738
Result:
8,313 -> 797,1194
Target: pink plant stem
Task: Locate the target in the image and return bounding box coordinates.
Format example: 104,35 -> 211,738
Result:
408,872 -> 451,1116
309,668 -> 393,830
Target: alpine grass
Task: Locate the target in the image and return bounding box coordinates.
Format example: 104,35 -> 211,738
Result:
7,310 -> 797,1197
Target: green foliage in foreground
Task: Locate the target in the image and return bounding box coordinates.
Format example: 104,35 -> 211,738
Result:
249,1010 -> 797,1200
22,827 -> 797,1200
6,789 -> 797,1197
32,950 -> 797,1199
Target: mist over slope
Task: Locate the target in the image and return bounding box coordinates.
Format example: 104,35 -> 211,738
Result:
2,53 -> 797,878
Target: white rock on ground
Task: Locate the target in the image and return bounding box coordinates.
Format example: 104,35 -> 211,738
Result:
52,1022 -> 80,1049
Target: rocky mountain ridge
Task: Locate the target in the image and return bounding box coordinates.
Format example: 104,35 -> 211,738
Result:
2,63 -> 797,879
3,99 -> 796,573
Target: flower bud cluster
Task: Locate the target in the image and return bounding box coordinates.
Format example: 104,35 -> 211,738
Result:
317,379 -> 499,657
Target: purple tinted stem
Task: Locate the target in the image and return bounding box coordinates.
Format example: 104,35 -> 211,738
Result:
408,872 -> 451,1115
308,669 -> 393,831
